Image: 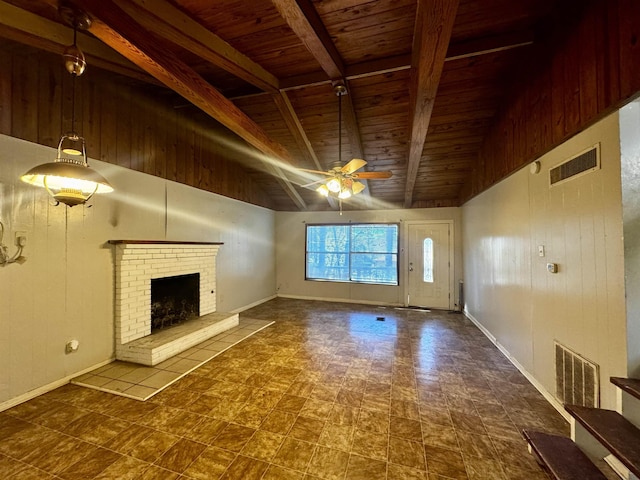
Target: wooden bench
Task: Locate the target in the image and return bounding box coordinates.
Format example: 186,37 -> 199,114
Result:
522,430 -> 608,480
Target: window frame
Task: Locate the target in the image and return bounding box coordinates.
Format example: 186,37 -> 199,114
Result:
305,222 -> 400,286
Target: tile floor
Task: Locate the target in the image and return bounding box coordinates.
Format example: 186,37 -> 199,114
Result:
0,298 -> 576,479
71,318 -> 275,401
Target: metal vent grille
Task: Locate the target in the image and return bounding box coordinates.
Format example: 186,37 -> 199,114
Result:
555,341 -> 600,407
550,144 -> 600,186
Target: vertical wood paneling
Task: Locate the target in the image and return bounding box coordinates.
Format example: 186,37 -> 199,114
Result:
99,81 -> 117,166
116,87 -> 132,169
165,106 -> 177,182
11,53 -> 38,142
36,60 -> 62,148
618,0 -> 640,99
1,41 -> 275,210
83,80 -> 101,157
464,0 -> 640,203
0,48 -> 11,135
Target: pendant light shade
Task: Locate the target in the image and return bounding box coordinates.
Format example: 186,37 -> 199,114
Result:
21,134 -> 113,207
20,5 -> 113,207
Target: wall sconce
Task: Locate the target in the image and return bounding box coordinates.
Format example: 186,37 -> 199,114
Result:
19,4 -> 113,207
0,221 -> 26,266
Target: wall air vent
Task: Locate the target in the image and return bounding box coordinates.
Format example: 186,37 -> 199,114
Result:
549,144 -> 600,186
554,341 -> 600,408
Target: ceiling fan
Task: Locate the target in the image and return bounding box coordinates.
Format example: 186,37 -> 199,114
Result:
300,83 -> 392,201
301,158 -> 392,199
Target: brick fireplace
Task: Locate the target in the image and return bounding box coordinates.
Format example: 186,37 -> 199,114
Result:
109,240 -> 238,365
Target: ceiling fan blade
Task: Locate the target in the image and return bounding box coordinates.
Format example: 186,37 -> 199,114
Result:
341,158 -> 367,174
352,181 -> 366,195
353,171 -> 393,179
301,178 -> 328,188
298,168 -> 333,176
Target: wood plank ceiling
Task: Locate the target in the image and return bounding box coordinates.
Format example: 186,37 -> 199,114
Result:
1,0 -> 562,211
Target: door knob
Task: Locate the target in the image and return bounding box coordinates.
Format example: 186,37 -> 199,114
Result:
409,262 -> 414,272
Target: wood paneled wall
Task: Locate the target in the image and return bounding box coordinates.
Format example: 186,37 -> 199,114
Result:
0,42 -> 276,210
460,0 -> 640,202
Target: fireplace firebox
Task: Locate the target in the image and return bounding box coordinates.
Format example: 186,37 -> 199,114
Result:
151,273 -> 200,332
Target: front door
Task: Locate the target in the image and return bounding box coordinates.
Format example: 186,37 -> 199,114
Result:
407,222 -> 451,309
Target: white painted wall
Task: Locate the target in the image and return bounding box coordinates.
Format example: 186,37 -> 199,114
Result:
462,112 -> 627,410
0,135 -> 276,406
275,208 -> 462,307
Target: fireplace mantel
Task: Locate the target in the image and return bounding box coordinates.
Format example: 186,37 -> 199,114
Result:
108,240 -> 224,245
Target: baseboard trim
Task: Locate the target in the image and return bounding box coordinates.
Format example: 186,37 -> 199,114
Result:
230,295 -> 277,314
277,293 -> 403,307
0,358 -> 114,413
464,309 -> 570,423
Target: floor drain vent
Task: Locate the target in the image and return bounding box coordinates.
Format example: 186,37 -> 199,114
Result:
376,317 -> 385,321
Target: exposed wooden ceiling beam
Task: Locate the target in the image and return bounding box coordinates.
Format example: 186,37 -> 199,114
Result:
272,91 -> 323,171
115,0 -> 280,93
0,1 -> 155,84
278,29 -> 534,92
404,0 -> 459,208
72,0 -> 306,210
271,0 -> 344,79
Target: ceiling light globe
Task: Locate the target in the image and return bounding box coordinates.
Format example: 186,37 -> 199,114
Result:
327,178 -> 341,193
338,189 -> 352,199
316,184 -> 330,197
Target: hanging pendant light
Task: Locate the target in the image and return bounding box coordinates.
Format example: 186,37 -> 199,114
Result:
20,6 -> 113,207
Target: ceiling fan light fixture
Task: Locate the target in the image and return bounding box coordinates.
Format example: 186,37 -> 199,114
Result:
316,184 -> 330,197
338,188 -> 352,199
326,177 -> 341,193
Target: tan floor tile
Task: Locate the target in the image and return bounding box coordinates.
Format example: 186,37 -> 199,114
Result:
300,398 -> 334,420
138,465 -> 180,479
58,447 -> 122,480
93,455 -> 151,480
263,464 -> 306,480
275,393 -> 308,413
306,445 -> 350,480
356,409 -> 390,435
424,445 -> 467,480
154,438 -> 207,473
183,446 -> 236,480
219,454 -> 269,480
328,403 -> 360,426
272,437 -> 316,471
387,463 -> 429,479
388,436 -> 426,471
62,412 -> 130,445
289,415 -> 326,442
260,410 -> 297,435
318,423 -> 355,452
129,430 -> 181,463
211,423 -> 256,452
351,428 -> 388,461
390,416 -> 423,441
421,423 -> 459,451
345,454 -> 387,480
241,429 -> 285,461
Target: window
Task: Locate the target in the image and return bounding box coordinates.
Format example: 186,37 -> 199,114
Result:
423,238 -> 433,283
306,223 -> 398,285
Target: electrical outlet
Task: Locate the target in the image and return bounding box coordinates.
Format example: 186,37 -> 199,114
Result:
15,232 -> 26,246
